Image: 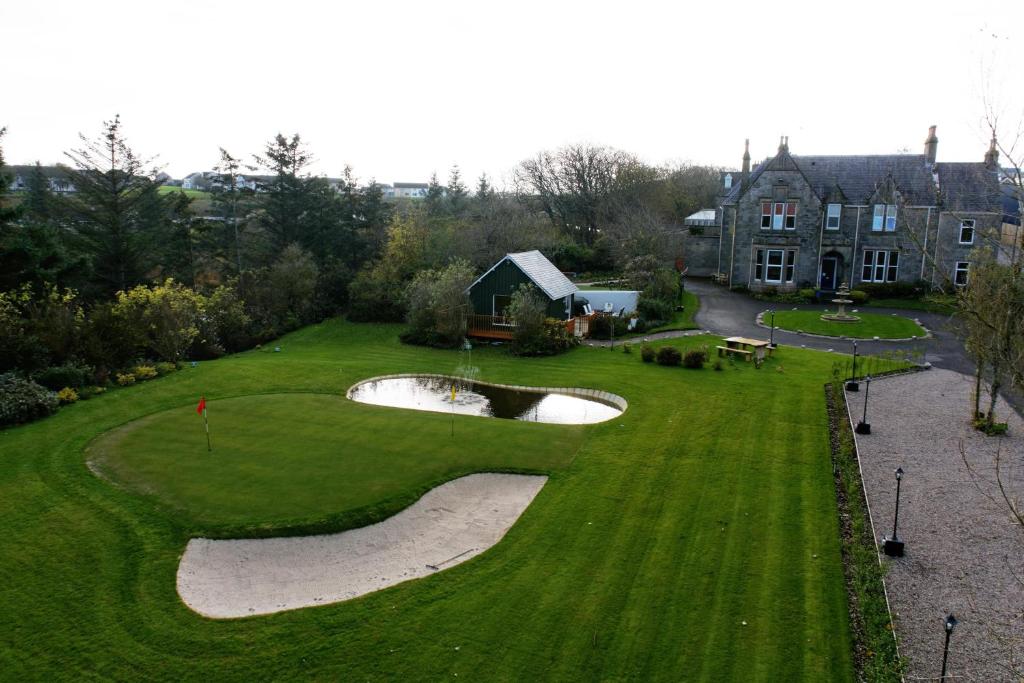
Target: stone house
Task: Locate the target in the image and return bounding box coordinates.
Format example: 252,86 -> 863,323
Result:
714,127 -> 1020,292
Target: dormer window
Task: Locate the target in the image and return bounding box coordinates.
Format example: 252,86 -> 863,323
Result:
959,219 -> 975,245
826,203 -> 842,230
872,204 -> 897,232
724,173 -> 733,189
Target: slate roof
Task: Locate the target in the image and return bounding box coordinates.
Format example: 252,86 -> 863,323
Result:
935,163 -> 1006,213
723,153 -> 938,205
506,250 -> 578,300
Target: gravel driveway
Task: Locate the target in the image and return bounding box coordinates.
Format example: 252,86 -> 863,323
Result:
847,369 -> 1024,681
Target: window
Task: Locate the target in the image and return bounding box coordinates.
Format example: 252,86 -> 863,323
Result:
954,261 -> 970,286
872,204 -> 897,231
861,250 -> 899,283
493,295 -> 512,322
755,248 -> 797,284
785,202 -> 797,229
763,201 -> 796,230
761,202 -> 771,229
724,174 -> 732,189
959,219 -> 975,245
772,202 -> 785,230
826,203 -> 842,230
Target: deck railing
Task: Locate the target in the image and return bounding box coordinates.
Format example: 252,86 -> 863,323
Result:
467,314 -> 593,340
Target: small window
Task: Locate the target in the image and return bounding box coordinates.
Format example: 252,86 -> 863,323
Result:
862,250 -> 874,281
785,202 -> 797,229
724,174 -> 732,189
959,219 -> 975,245
755,249 -> 764,280
887,251 -> 899,282
885,205 -> 897,231
761,202 -> 771,229
785,249 -> 796,282
872,205 -> 885,231
954,261 -> 970,286
772,202 -> 786,230
826,204 -> 841,230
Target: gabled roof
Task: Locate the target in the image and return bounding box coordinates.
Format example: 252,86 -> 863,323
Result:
468,250 -> 578,301
935,163 -> 1005,213
722,153 -> 938,205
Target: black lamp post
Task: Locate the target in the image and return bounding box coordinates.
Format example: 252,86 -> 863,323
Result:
846,340 -> 860,391
855,375 -> 872,434
940,613 -> 958,680
883,467 -> 905,556
768,308 -> 776,348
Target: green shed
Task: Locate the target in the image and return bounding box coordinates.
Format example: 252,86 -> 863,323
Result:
466,250 -> 578,339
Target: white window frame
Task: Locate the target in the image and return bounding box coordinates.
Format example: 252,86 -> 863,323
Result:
755,248 -> 796,284
954,261 -> 970,286
871,204 -> 898,232
772,202 -> 785,230
826,203 -> 842,230
959,219 -> 975,245
862,249 -> 899,283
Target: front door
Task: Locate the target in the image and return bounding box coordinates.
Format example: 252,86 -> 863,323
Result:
820,257 -> 838,290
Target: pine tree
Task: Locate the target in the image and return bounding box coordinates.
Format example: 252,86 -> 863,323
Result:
211,147 -> 247,275
24,163 -> 55,221
425,172 -> 446,216
0,128 -> 19,231
446,164 -> 468,214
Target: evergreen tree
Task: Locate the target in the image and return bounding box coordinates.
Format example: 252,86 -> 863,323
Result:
425,172 -> 446,216
476,172 -> 492,200
25,163 -> 54,222
210,147 -> 248,275
60,116 -> 169,296
0,128 -> 19,231
446,164 -> 468,214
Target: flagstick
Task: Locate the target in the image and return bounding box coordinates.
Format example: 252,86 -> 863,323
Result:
204,408 -> 211,452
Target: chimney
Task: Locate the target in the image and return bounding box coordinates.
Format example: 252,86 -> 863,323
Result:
984,136 -> 999,169
778,135 -> 788,153
742,139 -> 751,175
924,125 -> 938,165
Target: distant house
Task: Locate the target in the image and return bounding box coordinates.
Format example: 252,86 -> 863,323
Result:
466,250 -> 578,339
393,182 -> 429,198
6,165 -> 76,193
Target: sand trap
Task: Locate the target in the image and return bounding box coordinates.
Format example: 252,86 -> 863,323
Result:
177,473 -> 547,618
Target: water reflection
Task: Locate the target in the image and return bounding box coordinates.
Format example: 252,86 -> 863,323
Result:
348,376 -> 622,425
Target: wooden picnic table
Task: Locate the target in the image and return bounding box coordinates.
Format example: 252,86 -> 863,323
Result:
720,336 -> 772,362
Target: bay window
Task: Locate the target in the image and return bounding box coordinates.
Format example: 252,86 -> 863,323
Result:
754,248 -> 797,284
861,249 -> 899,283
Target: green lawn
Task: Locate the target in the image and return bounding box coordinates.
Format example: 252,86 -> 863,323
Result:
770,309 -> 926,339
0,319 -> 854,681
866,296 -> 956,315
157,186 -> 211,199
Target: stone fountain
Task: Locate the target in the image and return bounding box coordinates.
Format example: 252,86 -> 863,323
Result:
820,282 -> 861,322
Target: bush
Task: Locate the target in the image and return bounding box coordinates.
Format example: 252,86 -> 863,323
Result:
655,346 -> 682,366
973,419 -> 1008,436
640,346 -> 655,363
79,386 -> 106,399
589,314 -> 629,340
858,281 -> 928,300
57,387 -> 79,404
115,372 -> 136,386
622,343 -> 632,354
683,349 -> 708,369
637,297 -> 674,325
34,363 -> 94,391
713,359 -> 723,371
798,288 -> 817,302
849,290 -> 868,304
0,374 -> 59,426
155,362 -> 177,376
132,365 -> 158,381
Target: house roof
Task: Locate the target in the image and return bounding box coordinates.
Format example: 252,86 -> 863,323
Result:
684,209 -> 717,225
468,250 -> 578,301
507,251 -> 577,300
935,163 -> 1005,212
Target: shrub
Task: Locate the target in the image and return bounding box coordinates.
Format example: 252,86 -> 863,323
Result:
132,365 -> 158,381
115,372 -> 136,386
849,290 -> 868,304
589,314 -> 629,340
57,387 -> 79,404
973,419 -> 1008,436
0,374 -> 59,426
637,297 -> 673,325
155,362 -> 177,376
34,363 -> 94,391
640,346 -> 655,363
713,359 -> 723,371
798,288 -> 817,302
79,386 -> 106,400
858,280 -> 928,300
622,343 -> 632,354
655,346 -> 682,366
683,349 -> 708,369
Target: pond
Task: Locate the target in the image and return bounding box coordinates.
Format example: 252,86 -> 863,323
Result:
348,375 -> 624,425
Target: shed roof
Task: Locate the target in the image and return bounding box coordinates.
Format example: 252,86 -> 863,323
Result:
507,251 -> 578,300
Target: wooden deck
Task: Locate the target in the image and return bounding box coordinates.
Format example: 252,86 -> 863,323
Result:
467,315 -> 589,340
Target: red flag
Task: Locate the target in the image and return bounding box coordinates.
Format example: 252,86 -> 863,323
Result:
196,396 -> 206,414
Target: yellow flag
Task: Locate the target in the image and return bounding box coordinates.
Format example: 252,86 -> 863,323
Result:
451,384 -> 456,401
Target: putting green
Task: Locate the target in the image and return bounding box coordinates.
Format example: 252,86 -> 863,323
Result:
88,392 -> 582,533
768,309 -> 926,339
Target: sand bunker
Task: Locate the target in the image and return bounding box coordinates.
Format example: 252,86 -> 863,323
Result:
177,473 -> 547,618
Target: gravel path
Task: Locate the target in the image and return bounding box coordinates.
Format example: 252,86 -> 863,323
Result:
177,473 -> 547,618
847,369 -> 1024,681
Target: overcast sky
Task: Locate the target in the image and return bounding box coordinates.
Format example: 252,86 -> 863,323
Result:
2,0 -> 1022,187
